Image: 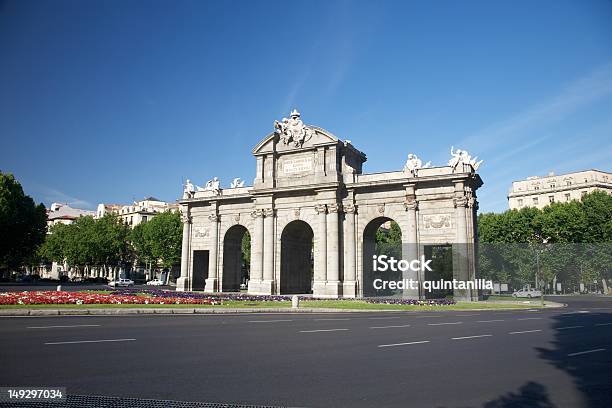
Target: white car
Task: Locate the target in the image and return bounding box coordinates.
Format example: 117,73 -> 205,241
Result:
146,279 -> 165,286
109,278 -> 134,287
512,288 -> 542,298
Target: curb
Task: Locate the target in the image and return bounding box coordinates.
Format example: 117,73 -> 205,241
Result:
0,302 -> 565,316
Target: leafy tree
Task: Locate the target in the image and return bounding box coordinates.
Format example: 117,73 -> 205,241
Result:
0,172 -> 47,276
138,211 -> 182,269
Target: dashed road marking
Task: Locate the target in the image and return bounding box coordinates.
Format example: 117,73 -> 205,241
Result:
476,319 -> 505,323
248,320 -> 293,323
595,322 -> 612,326
509,329 -> 542,335
568,348 -> 606,357
428,322 -> 462,326
557,326 -> 584,330
27,324 -> 101,329
370,324 -> 412,329
517,317 -> 544,321
45,338 -> 136,345
299,328 -> 349,333
378,340 -> 430,348
451,334 -> 492,340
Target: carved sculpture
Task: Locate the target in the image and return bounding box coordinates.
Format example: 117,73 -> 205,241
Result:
230,177 -> 245,188
448,146 -> 483,171
183,179 -> 195,198
403,153 -> 431,177
274,109 -> 314,148
203,177 -> 221,195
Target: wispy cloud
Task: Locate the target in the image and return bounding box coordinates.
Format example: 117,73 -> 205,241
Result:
37,186 -> 93,209
458,62 -> 612,154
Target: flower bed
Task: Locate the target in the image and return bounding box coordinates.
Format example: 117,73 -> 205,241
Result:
0,291 -> 221,305
364,298 -> 456,306
110,289 -> 291,302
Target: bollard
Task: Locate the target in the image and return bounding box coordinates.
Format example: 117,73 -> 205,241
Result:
57,285 -> 62,292
292,295 -> 299,309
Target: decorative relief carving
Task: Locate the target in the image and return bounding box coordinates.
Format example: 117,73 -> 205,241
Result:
263,208 -> 275,217
423,214 -> 452,230
250,209 -> 264,218
377,204 -> 385,214
273,109 -> 314,148
314,204 -> 327,215
403,199 -> 418,211
194,228 -> 209,238
234,213 -> 240,223
180,208 -> 191,224
343,203 -> 356,214
328,203 -> 341,213
454,197 -> 469,208
208,214 -> 220,222
294,208 -> 300,219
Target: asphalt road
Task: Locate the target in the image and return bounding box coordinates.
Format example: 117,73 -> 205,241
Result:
0,296 -> 611,408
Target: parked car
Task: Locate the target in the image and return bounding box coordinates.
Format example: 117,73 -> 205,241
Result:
512,288 -> 542,298
146,279 -> 164,286
109,278 -> 135,287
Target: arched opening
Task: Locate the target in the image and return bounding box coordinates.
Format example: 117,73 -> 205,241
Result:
280,220 -> 314,294
362,217 -> 402,297
222,225 -> 250,292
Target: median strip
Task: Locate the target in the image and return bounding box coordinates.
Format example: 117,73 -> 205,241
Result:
378,340 -> 430,348
45,338 -> 136,345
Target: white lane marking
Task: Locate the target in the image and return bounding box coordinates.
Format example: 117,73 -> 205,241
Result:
415,315 -> 442,318
509,329 -> 542,335
557,326 -> 584,330
378,340 -> 430,348
368,317 -> 402,320
595,322 -> 612,326
577,310 -> 590,314
313,318 -> 351,321
27,324 -> 101,329
477,319 -> 505,323
517,317 -> 544,321
455,314 -> 480,317
45,338 -> 136,345
428,322 -> 463,326
299,328 -> 349,333
370,324 -> 412,329
568,348 -> 606,357
248,320 -> 293,323
452,334 -> 492,340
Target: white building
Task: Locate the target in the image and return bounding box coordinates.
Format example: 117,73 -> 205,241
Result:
46,202 -> 94,228
96,197 -> 178,227
508,169 -> 612,210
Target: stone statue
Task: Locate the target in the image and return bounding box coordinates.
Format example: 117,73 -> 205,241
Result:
203,177 -> 221,195
403,153 -> 431,177
449,146 -> 483,171
183,179 -> 195,198
230,177 -> 245,188
274,109 -> 314,148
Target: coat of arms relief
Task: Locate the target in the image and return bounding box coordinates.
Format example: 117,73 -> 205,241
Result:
274,109 -> 314,148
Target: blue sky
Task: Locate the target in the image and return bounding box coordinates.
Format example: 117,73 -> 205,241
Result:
1,0 -> 611,213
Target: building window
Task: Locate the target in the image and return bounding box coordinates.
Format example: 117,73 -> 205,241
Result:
517,199 -> 523,207
549,196 -> 554,203
565,193 -> 571,201
533,197 -> 539,205
566,181 -> 572,186
550,184 -> 555,189
534,186 -> 540,190
142,216 -> 148,223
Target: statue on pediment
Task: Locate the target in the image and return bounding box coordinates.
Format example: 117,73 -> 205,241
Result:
183,179 -> 195,198
403,153 -> 431,177
449,146 -> 483,171
230,177 -> 245,188
203,177 -> 221,196
274,109 -> 314,148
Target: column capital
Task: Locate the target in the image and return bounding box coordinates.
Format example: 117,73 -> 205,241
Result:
404,199 -> 418,211
180,209 -> 192,224
314,204 -> 327,214
343,203 -> 357,214
263,208 -> 275,218
454,197 -> 469,208
208,213 -> 220,222
250,209 -> 264,218
327,203 -> 342,213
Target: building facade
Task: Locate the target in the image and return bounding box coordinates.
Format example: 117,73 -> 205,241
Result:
177,111 -> 483,300
96,197 -> 178,227
46,202 -> 94,228
508,169 -> 612,210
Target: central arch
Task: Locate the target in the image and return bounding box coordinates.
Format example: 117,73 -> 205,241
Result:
280,220 -> 314,294
362,217 -> 403,297
222,225 -> 250,292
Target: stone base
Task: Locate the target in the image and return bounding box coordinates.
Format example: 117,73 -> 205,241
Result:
204,278 -> 218,293
313,281 -> 342,298
247,280 -> 274,295
342,281 -> 358,298
175,277 -> 190,292
247,280 -> 262,294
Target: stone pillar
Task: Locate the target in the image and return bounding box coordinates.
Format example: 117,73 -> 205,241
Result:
342,203 -> 357,297
324,203 -> 342,297
313,204 -> 327,295
248,209 -> 264,294
260,208 -> 275,294
176,208 -> 191,291
403,198 -> 420,299
205,213 -> 219,293
453,193 -> 472,301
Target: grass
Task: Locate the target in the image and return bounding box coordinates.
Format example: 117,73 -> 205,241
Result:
0,299 -> 545,310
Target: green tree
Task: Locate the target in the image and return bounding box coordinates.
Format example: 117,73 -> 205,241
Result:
137,211 -> 182,269
0,172 -> 47,277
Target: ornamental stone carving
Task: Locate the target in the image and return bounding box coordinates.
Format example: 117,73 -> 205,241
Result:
343,203 -> 356,214
234,213 -> 240,223
403,154 -> 431,177
273,109 -> 314,148
377,204 -> 385,214
180,208 -> 192,224
449,146 -> 483,171
208,213 -> 220,222
423,214 -> 452,229
194,228 -> 209,238
327,203 -> 342,213
183,179 -> 195,199
251,209 -> 264,218
454,197 -> 469,208
263,208 -> 275,218
314,204 -> 327,214
404,199 -> 418,211
294,208 -> 300,219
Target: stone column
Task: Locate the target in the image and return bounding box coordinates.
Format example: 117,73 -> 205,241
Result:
261,208 -> 275,294
403,198 -> 420,299
204,213 -> 219,293
176,208 -> 191,291
324,203 -> 341,297
313,204 -> 327,295
342,203 -> 357,297
248,209 -> 264,294
454,194 -> 471,301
